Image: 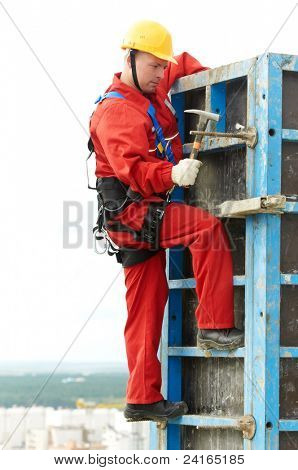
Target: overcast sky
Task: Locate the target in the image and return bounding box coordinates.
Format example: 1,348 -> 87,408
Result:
0,0 -> 297,367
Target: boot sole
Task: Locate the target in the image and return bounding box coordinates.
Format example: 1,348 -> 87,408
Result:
197,337 -> 244,351
125,414 -> 167,423
124,403 -> 188,423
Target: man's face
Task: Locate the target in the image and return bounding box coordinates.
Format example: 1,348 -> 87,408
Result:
131,51 -> 168,94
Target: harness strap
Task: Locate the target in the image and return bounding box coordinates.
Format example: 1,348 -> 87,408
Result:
147,103 -> 176,164
106,202 -> 167,252
96,176 -> 168,252
94,91 -> 125,104
94,91 -> 176,164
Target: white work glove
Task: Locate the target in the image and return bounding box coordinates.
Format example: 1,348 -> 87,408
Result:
171,158 -> 203,187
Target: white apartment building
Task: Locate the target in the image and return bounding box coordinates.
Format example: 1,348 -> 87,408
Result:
0,406 -> 150,450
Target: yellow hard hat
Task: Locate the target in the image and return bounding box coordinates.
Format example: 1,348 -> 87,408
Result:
121,20 -> 178,65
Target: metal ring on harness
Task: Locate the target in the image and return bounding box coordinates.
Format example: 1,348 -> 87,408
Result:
93,226 -> 107,255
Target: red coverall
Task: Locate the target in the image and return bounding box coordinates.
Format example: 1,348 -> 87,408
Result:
90,53 -> 235,404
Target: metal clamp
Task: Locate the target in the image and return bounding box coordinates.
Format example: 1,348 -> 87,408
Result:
190,126 -> 258,149
156,421 -> 168,430
237,415 -> 256,440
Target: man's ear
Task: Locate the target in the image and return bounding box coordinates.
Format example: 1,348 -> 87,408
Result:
127,54 -> 132,69
124,51 -> 132,69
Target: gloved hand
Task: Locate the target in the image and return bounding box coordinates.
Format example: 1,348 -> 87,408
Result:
171,158 -> 203,187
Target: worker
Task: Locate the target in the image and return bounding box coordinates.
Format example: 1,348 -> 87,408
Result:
89,20 -> 244,423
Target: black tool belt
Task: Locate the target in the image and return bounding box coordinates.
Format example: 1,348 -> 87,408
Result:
95,176 -> 168,267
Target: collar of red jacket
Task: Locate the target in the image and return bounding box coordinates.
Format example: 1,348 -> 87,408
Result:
107,72 -> 157,114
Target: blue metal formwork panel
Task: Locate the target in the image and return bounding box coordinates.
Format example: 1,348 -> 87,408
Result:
149,53 -> 298,450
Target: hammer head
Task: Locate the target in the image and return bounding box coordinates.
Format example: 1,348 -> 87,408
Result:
184,109 -> 220,131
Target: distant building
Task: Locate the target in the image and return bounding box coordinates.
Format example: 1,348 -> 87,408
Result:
0,406 -> 150,450
101,411 -> 150,450
25,429 -> 48,450
49,426 -> 83,449
0,407 -> 28,449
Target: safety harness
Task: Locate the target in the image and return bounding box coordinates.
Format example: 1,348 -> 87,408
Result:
94,91 -> 176,163
87,91 -> 176,267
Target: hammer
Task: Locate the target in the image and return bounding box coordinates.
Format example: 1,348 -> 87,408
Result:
184,109 -> 220,160
165,109 -> 220,199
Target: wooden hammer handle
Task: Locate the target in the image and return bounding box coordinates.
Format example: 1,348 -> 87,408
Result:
190,135 -> 201,160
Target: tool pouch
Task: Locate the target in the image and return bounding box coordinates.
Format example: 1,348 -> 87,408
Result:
116,200 -> 167,267
141,201 -> 167,251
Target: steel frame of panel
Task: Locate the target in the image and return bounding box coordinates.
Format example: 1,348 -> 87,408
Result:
150,54 -> 298,450
248,53 -> 281,449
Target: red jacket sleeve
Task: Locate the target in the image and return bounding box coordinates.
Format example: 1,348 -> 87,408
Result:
160,51 -> 209,93
96,102 -> 174,198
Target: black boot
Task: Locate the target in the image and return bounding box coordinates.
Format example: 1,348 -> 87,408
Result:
124,399 -> 188,423
197,327 -> 244,350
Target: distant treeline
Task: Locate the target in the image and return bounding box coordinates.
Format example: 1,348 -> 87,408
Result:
0,373 -> 128,408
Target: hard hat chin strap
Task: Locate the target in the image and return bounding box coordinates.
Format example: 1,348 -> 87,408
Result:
129,49 -> 143,93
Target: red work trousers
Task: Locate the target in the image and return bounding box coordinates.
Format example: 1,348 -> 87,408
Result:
108,201 -> 235,404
